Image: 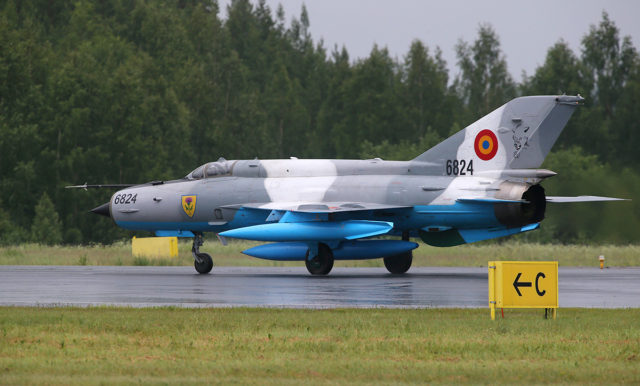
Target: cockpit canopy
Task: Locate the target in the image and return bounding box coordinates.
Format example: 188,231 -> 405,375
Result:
186,158 -> 232,180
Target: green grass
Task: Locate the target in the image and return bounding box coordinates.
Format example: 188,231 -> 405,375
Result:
0,241 -> 639,267
0,307 -> 638,384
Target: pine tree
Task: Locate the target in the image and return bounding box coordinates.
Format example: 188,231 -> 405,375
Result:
455,24 -> 516,118
403,40 -> 451,139
31,193 -> 63,245
0,199 -> 26,245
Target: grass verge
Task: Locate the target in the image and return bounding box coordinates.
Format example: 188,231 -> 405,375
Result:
0,241 -> 639,267
0,307 -> 638,384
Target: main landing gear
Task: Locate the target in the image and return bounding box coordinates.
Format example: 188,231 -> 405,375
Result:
305,243 -> 334,275
192,233 -> 213,274
303,233 -> 414,276
383,232 -> 413,274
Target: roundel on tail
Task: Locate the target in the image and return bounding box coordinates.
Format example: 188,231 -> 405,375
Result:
474,129 -> 498,161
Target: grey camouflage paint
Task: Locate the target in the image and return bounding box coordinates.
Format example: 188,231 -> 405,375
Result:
110,96 -> 583,236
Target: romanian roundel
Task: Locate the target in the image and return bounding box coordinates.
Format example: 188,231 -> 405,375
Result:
474,129 -> 498,161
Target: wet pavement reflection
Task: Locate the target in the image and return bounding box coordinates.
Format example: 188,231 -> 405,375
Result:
0,266 -> 638,308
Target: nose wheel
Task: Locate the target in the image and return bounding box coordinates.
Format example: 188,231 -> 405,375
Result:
192,233 -> 213,274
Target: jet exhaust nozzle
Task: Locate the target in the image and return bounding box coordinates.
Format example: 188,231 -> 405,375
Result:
493,183 -> 546,227
90,202 -> 111,218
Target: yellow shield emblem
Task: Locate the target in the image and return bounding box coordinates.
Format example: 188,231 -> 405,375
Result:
182,195 -> 196,217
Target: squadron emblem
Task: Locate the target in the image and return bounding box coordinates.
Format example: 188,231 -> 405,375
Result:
182,195 -> 196,217
474,129 -> 498,161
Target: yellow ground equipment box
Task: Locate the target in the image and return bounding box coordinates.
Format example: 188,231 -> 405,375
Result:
132,236 -> 178,258
489,261 -> 558,320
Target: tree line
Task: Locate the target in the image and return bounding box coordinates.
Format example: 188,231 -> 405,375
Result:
1,0 -> 639,245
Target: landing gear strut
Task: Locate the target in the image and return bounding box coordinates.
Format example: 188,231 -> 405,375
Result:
305,243 -> 334,275
192,233 -> 213,274
383,231 -> 413,274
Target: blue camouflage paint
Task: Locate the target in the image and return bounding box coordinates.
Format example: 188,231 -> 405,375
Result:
243,240 -> 418,261
219,220 -> 394,242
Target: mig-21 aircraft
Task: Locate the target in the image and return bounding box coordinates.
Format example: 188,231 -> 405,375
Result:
71,95 -> 623,275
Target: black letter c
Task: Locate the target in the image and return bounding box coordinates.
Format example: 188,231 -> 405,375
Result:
535,272 -> 546,296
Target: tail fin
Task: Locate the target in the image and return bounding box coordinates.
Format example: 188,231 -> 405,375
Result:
412,95 -> 583,171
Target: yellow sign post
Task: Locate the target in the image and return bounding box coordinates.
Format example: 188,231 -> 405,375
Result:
488,261 -> 558,320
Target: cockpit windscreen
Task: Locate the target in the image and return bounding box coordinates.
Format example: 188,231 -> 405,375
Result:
186,158 -> 232,180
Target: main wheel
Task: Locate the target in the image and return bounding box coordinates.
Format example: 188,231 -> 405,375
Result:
383,251 -> 412,274
194,253 -> 213,274
305,243 -> 334,275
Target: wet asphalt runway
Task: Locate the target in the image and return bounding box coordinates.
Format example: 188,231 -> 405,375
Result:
0,266 -> 638,308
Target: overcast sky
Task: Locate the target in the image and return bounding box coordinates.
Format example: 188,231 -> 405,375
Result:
218,0 -> 640,82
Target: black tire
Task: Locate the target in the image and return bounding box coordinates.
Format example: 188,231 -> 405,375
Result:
194,253 -> 213,274
383,251 -> 412,274
305,243 -> 334,275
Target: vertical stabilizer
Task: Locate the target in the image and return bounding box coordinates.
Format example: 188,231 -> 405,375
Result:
412,95 -> 583,171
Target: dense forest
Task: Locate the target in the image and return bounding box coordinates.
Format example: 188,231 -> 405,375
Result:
1,0 -> 639,245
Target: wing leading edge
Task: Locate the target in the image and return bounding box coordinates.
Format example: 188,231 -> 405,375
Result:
224,201 -> 410,213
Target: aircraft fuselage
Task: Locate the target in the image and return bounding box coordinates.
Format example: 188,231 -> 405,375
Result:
110,158 -> 543,241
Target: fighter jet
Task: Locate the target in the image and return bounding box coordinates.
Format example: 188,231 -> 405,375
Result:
74,95 -> 623,275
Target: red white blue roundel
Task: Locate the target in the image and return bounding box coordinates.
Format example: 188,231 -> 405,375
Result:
474,129 -> 498,161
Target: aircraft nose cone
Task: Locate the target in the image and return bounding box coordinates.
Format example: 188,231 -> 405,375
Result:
90,202 -> 111,218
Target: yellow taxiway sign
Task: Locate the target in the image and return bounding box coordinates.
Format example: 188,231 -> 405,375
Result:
489,261 -> 558,319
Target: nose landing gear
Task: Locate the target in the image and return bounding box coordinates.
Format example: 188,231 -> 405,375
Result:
192,233 -> 213,274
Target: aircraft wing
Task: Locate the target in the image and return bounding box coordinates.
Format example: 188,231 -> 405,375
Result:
219,202 -> 410,242
224,201 -> 410,213
546,196 -> 628,203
